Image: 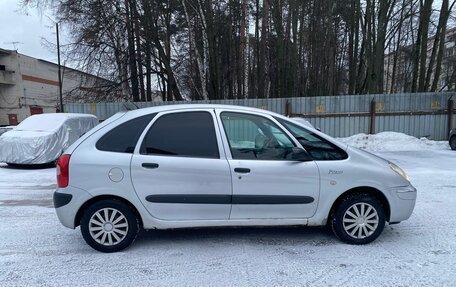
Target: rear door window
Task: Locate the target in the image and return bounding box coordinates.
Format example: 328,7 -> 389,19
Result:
140,111 -> 219,159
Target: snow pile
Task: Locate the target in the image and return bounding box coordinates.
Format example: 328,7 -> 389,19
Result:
338,131 -> 450,152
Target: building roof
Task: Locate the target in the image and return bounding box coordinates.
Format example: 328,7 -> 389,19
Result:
0,47 -> 113,83
36,58 -> 113,83
0,48 -> 13,55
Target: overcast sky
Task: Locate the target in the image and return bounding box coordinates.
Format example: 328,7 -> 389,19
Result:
0,0 -> 68,63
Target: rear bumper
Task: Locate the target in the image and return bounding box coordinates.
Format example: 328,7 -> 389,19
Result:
54,186 -> 93,229
53,192 -> 72,208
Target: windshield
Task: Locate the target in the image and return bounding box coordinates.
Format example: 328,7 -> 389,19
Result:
15,114 -> 68,132
276,117 -> 348,161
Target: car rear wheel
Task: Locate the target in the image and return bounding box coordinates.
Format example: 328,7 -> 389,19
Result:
450,136 -> 456,150
331,193 -> 385,245
80,200 -> 139,252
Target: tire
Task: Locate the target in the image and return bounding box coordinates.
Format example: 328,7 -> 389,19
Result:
331,193 -> 385,245
80,200 -> 139,253
450,136 -> 456,151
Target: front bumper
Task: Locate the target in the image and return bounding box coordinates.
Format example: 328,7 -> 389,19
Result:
388,184 -> 417,222
394,185 -> 417,200
54,186 -> 93,229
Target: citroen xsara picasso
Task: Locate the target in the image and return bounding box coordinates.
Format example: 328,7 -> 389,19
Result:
54,105 -> 416,252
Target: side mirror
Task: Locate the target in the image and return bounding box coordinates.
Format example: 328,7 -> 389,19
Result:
291,147 -> 312,162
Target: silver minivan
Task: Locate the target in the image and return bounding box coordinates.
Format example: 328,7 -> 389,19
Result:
54,105 -> 416,252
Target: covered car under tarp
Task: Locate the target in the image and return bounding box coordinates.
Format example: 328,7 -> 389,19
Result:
0,113 -> 98,165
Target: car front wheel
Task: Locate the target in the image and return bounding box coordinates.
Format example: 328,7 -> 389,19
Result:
331,193 -> 385,244
80,200 -> 139,252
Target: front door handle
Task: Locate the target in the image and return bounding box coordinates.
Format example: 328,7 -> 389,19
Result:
234,167 -> 250,174
142,163 -> 159,169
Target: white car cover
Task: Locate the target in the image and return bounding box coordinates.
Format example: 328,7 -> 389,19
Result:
0,113 -> 98,165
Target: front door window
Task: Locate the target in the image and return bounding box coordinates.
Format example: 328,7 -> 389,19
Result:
220,112 -> 295,160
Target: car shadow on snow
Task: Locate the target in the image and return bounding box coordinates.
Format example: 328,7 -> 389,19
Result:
132,226 -> 336,249
128,224 -> 405,251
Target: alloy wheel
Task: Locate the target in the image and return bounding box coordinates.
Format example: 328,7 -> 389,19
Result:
342,202 -> 379,239
88,208 -> 129,246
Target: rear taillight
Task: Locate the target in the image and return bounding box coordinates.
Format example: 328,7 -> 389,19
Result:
57,154 -> 71,188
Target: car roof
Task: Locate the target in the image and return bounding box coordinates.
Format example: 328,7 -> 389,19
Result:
118,103 -> 348,150
28,113 -> 98,119
124,104 -> 280,118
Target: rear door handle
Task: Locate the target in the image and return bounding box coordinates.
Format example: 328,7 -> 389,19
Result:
234,168 -> 250,174
142,163 -> 159,169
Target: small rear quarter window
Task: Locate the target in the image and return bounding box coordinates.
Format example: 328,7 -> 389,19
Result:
96,113 -> 156,153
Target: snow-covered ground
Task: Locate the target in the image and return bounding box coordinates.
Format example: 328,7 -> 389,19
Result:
1,133 -> 455,286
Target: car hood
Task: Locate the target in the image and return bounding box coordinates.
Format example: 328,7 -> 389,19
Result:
0,130 -> 67,164
344,145 -> 411,187
345,146 -> 393,170
349,146 -> 389,164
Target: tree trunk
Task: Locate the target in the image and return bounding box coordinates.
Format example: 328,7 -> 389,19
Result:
182,0 -> 208,100
431,0 -> 454,91
133,5 -> 145,101
412,0 -> 433,92
259,0 -> 270,98
125,0 -> 140,102
240,0 -> 249,99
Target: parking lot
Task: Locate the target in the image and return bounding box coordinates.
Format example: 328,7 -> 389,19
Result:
1,147 -> 456,286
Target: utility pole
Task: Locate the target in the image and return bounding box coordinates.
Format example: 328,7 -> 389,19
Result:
56,22 -> 64,113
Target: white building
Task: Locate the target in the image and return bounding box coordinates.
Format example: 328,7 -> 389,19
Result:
0,48 -> 114,126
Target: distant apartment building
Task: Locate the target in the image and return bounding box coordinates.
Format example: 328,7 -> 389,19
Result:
384,28 -> 456,93
0,48 -> 114,126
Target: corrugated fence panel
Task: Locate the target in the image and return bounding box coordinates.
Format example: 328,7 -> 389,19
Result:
65,92 -> 456,140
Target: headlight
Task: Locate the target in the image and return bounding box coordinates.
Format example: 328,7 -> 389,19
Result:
389,162 -> 409,181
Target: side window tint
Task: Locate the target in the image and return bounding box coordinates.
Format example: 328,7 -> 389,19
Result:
141,112 -> 219,159
276,117 -> 348,161
221,112 -> 295,160
96,114 -> 156,153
